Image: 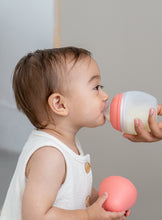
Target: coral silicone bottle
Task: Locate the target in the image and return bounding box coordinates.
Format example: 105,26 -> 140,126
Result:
98,176 -> 137,212
104,91 -> 157,134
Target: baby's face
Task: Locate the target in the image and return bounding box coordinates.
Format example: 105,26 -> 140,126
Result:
65,57 -> 109,129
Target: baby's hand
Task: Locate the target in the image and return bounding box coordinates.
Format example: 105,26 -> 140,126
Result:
123,105 -> 162,142
86,192 -> 126,220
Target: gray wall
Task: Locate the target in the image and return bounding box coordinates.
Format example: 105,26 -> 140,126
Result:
0,0 -> 54,152
0,0 -> 162,219
61,0 -> 162,219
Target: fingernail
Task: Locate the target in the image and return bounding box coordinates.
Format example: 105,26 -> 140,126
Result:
104,192 -> 108,198
149,108 -> 154,116
150,108 -> 157,119
135,118 -> 139,127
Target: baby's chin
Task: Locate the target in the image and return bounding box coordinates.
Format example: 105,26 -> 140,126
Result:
85,115 -> 106,128
97,114 -> 107,125
100,114 -> 107,124
100,118 -> 107,126
93,117 -> 106,127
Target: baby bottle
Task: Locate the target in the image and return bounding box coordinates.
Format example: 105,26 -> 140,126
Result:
104,91 -> 157,134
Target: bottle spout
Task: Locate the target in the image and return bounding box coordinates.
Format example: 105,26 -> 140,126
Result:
104,99 -> 111,121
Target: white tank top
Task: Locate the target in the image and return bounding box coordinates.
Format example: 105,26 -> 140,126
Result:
0,130 -> 92,220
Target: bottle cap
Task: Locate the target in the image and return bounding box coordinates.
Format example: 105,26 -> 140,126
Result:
106,93 -> 123,132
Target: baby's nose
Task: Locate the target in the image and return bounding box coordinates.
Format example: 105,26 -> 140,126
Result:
103,91 -> 109,101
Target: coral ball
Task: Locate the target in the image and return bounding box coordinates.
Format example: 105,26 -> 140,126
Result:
98,176 -> 137,212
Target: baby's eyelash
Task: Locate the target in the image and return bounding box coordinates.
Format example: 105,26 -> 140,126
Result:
100,85 -> 104,89
94,85 -> 104,90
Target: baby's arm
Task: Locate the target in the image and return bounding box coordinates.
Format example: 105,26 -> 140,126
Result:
22,147 -> 126,220
123,104 -> 162,142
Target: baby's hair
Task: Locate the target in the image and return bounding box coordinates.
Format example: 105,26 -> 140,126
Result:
12,47 -> 91,129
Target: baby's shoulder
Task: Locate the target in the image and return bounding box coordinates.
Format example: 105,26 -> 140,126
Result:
33,146 -> 65,161
26,146 -> 66,179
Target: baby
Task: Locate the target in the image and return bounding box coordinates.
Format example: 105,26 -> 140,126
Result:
1,47 -> 129,220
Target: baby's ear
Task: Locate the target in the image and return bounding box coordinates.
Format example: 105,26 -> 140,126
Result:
48,93 -> 69,116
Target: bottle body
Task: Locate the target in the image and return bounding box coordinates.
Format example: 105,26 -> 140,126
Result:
104,91 -> 158,134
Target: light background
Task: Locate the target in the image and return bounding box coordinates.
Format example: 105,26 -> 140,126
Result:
61,1 -> 162,219
0,0 -> 54,152
0,0 -> 162,219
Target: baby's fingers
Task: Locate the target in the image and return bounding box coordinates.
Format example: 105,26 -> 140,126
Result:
125,209 -> 131,217
96,194 -> 125,219
107,211 -> 125,219
96,192 -> 108,207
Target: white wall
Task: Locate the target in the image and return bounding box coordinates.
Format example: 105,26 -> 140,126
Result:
61,0 -> 162,219
0,0 -> 54,152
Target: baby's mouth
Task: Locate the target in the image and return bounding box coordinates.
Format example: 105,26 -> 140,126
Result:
103,101 -> 109,113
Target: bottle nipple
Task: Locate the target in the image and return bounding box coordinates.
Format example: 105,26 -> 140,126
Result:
104,99 -> 111,121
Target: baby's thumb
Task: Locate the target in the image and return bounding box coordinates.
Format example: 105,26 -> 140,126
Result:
97,192 -> 108,207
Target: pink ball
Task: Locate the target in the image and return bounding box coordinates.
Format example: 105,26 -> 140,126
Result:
98,176 -> 137,212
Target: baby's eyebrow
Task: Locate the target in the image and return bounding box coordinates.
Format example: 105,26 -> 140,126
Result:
88,75 -> 100,84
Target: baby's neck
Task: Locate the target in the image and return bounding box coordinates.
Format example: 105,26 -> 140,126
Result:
40,124 -> 80,155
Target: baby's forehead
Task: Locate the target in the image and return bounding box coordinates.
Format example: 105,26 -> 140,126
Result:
66,54 -> 91,66
66,57 -> 100,83
64,55 -> 92,74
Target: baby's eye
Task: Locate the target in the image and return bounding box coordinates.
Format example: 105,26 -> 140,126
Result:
94,85 -> 104,90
